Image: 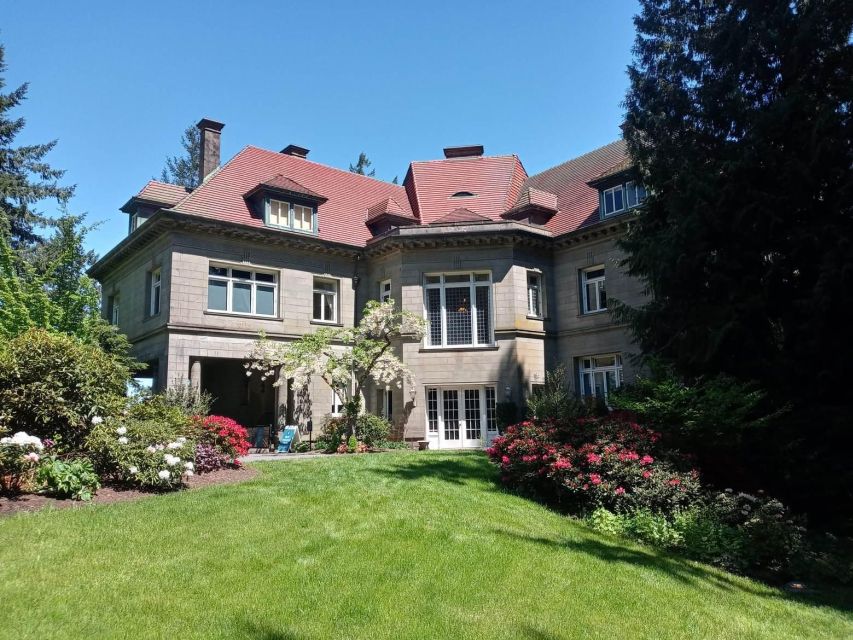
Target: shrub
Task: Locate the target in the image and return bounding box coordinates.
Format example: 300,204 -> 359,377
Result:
194,443 -> 230,473
0,431 -> 43,493
356,413 -> 391,447
293,441 -> 312,453
85,419 -> 194,489
190,415 -> 250,460
0,330 -> 129,450
495,402 -> 519,434
527,366 -> 587,421
318,417 -> 347,452
347,434 -> 358,453
36,456 -> 100,501
487,414 -> 701,515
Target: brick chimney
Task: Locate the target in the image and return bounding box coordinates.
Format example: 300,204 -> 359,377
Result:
196,118 -> 225,185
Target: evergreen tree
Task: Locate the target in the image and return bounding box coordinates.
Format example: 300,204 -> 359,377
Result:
160,123 -> 200,189
0,43 -> 74,248
619,0 -> 853,402
349,152 -> 375,177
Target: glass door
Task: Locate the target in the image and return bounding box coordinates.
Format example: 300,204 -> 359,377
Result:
441,389 -> 461,447
462,389 -> 483,448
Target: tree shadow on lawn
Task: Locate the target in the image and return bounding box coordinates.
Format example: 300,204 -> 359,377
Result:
239,621 -> 308,640
367,451 -> 499,487
493,528 -> 853,613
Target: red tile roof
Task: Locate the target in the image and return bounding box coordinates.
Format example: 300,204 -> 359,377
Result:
250,174 -> 326,201
171,146 -> 411,247
403,155 -> 527,225
366,197 -> 417,222
121,180 -> 189,212
524,139 -> 628,235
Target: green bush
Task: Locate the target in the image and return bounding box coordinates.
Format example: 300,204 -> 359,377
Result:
347,434 -> 358,453
586,507 -> 628,537
317,417 -> 347,452
356,413 -> 391,447
0,329 -> 129,450
527,366 -> 587,421
36,456 -> 100,501
85,419 -> 194,489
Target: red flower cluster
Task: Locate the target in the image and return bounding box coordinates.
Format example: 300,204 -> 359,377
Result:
192,415 -> 250,458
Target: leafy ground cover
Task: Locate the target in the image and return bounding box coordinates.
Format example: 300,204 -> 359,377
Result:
0,452 -> 850,639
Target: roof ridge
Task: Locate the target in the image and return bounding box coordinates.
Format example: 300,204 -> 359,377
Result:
529,139 -> 626,181
501,155 -> 527,211
244,145 -> 406,189
409,153 -> 518,166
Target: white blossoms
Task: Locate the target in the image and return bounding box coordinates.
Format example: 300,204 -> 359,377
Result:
129,466 -> 138,474
184,462 -> 194,471
157,470 -> 171,480
116,426 -> 127,436
117,437 -> 129,445
91,416 -> 103,425
166,441 -> 183,449
145,445 -> 157,454
164,454 -> 181,466
0,432 -> 44,450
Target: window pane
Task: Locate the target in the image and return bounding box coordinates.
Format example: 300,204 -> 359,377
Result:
209,266 -> 228,277
323,293 -> 334,322
442,390 -> 460,440
208,279 -> 228,310
582,373 -> 592,396
485,387 -> 497,433
464,389 -> 481,440
595,355 -> 616,367
232,269 -> 252,280
314,280 -> 335,292
476,285 -> 491,344
232,282 -> 251,313
427,388 -> 439,432
606,370 -> 618,393
599,282 -> 607,309
313,292 -> 322,319
427,289 -> 442,346
613,187 -> 624,211
586,283 -> 598,311
255,272 -> 275,283
626,182 -> 637,208
425,275 -> 441,285
474,273 -> 490,282
445,274 -> 469,283
637,184 -> 647,202
445,287 -> 472,345
256,285 -> 275,316
594,372 -> 606,397
605,191 -> 614,214
152,285 -> 161,315
152,270 -> 161,284
586,268 -> 605,280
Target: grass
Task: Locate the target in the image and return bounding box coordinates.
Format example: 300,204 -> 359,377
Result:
0,451 -> 850,640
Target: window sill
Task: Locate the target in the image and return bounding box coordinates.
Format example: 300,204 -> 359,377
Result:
419,345 -> 499,353
579,309 -> 609,317
526,314 -> 546,321
310,320 -> 343,327
204,310 -> 282,321
265,224 -> 318,236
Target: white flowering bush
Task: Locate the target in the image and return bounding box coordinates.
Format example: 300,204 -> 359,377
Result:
0,431 -> 44,492
85,419 -> 195,489
246,300 -> 425,437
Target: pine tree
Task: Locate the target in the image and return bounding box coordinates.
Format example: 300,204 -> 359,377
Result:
618,0 -> 853,402
0,43 -> 75,248
349,152 -> 375,177
160,123 -> 201,189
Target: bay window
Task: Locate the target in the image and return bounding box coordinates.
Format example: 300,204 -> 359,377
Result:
207,265 -> 277,316
423,272 -> 493,348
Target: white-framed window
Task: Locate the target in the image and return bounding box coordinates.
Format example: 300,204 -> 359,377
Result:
527,271 -> 543,318
331,390 -> 345,416
313,277 -> 339,323
380,279 -> 392,303
426,388 -> 439,433
603,185 -> 625,216
207,264 -> 277,317
581,266 -> 607,313
579,354 -> 623,399
378,388 -> 392,420
109,294 -> 120,326
150,269 -> 161,316
423,272 -> 493,348
267,198 -> 316,233
625,181 -> 647,208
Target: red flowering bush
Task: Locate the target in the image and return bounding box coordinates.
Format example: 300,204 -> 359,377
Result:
487,412 -> 700,515
191,415 -> 250,461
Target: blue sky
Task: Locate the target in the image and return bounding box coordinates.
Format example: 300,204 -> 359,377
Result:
3,0 -> 639,257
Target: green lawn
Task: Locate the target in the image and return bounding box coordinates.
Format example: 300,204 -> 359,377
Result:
0,452 -> 850,639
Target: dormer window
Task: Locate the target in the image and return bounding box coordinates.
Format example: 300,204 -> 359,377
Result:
451,191 -> 476,198
266,198 -> 317,234
602,181 -> 646,217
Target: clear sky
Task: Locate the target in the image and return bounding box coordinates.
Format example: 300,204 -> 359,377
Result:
3,0 -> 640,257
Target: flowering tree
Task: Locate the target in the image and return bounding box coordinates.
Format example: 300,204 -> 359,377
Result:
246,300 -> 426,436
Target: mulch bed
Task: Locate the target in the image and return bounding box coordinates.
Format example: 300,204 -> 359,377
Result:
0,466 -> 260,517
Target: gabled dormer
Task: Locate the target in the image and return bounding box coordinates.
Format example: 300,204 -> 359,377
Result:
365,197 -> 418,236
120,181 -> 189,235
244,174 -> 328,236
502,186 -> 558,225
587,159 -> 646,220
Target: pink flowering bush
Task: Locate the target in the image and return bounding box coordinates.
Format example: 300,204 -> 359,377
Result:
486,412 -> 701,515
191,415 -> 250,460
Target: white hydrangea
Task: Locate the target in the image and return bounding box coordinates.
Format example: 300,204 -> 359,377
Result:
176,437 -> 187,444
129,466 -> 138,474
164,454 -> 181,466
145,445 -> 157,454
116,426 -> 127,435
167,441 -> 182,449
184,461 -> 194,471
117,437 -> 129,445
91,416 -> 103,425
157,470 -> 171,480
0,432 -> 44,450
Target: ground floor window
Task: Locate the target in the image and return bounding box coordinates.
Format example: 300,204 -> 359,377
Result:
425,385 -> 498,448
578,354 -> 622,399
377,388 -> 392,420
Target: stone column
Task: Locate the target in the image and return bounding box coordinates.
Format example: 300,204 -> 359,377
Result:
189,359 -> 202,398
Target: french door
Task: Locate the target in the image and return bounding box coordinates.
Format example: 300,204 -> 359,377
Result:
427,386 -> 498,449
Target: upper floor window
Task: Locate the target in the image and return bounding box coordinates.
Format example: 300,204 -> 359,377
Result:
602,181 -> 646,217
267,198 -> 316,234
207,265 -> 277,317
380,279 -> 392,303
625,181 -> 647,208
313,277 -> 339,323
108,294 -> 120,326
603,185 -> 625,216
423,272 -> 493,348
579,354 -> 622,399
527,271 -> 543,318
149,269 -> 161,316
581,266 -> 606,313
